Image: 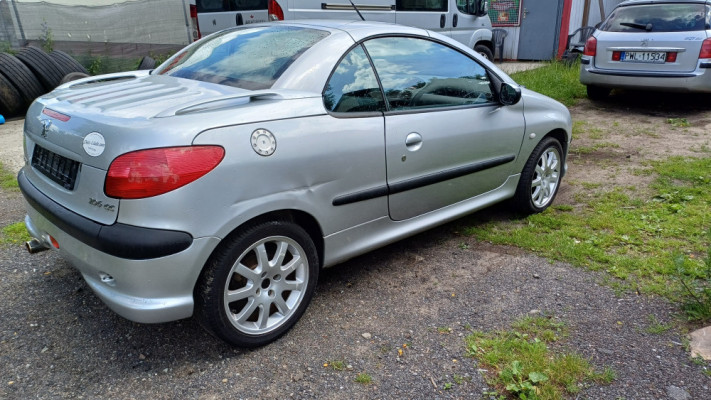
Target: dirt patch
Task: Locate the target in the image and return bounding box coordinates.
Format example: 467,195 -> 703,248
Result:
557,91 -> 711,206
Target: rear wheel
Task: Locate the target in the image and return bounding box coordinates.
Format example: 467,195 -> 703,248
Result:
474,44 -> 494,61
512,137 -> 563,214
586,85 -> 611,100
195,220 -> 319,347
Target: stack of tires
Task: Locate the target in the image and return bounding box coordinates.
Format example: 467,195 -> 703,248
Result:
0,46 -> 89,119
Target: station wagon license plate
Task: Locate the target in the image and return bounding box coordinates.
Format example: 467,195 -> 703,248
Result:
621,51 -> 666,63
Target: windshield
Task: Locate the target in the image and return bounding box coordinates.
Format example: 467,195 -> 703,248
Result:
600,4 -> 710,33
154,26 -> 329,90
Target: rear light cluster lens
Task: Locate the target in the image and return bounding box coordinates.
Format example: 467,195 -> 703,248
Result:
612,51 -> 621,61
700,38 -> 711,59
268,0 -> 284,21
666,52 -> 678,63
583,36 -> 597,57
105,146 -> 224,199
190,4 -> 201,40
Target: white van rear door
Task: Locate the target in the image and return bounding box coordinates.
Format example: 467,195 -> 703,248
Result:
197,0 -> 268,36
395,0 -> 452,37
291,0 -> 395,23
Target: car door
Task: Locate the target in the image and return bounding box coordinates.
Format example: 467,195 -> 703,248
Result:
362,36 -> 526,221
395,0 -> 452,37
197,0 -> 268,36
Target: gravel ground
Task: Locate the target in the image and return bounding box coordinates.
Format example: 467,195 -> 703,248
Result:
1,192 -> 709,399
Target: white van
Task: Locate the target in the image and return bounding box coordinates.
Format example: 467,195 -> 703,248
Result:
195,0 -> 269,36
267,0 -> 495,59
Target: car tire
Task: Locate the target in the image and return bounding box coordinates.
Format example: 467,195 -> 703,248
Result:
586,85 -> 610,100
0,52 -> 46,108
512,137 -> 563,214
474,44 -> 494,61
137,56 -> 156,70
15,47 -> 64,91
194,220 -> 319,348
59,72 -> 90,85
50,50 -> 89,75
0,72 -> 24,117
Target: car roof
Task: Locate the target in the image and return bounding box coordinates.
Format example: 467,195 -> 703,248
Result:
618,0 -> 711,6
271,19 -> 429,41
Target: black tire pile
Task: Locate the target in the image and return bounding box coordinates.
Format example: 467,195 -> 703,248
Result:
0,46 -> 89,118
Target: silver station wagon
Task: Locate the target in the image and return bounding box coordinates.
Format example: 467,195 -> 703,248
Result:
20,21 -> 571,347
580,0 -> 711,99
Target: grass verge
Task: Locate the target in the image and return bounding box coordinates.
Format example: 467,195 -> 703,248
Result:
466,156 -> 711,320
466,315 -> 614,399
0,161 -> 18,190
1,222 -> 31,246
509,61 -> 587,107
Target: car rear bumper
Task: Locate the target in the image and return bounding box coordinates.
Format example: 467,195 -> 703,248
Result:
20,170 -> 221,323
580,57 -> 711,92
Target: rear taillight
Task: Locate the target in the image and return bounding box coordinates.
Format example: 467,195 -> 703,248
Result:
700,38 -> 711,59
612,51 -> 621,61
268,0 -> 284,21
666,52 -> 678,63
583,36 -> 597,57
105,146 -> 224,199
190,4 -> 201,41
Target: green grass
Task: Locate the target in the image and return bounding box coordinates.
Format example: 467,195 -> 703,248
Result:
0,161 -> 19,190
354,372 -> 372,384
1,222 -> 31,246
465,316 -> 613,399
466,157 -> 711,312
510,61 -> 587,107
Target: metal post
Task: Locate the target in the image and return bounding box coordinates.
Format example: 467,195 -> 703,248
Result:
582,0 -> 591,27
597,0 -> 605,20
10,0 -> 26,45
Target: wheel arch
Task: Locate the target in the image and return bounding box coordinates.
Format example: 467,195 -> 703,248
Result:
542,128 -> 569,177
203,209 -> 325,273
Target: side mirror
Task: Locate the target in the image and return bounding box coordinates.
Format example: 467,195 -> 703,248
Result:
500,82 -> 522,106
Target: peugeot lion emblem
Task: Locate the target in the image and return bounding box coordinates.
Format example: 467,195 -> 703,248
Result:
41,120 -> 51,138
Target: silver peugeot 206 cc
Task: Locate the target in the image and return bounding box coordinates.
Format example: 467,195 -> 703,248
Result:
20,20 -> 571,347
580,0 -> 711,99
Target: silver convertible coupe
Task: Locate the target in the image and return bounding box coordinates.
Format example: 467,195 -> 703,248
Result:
19,21 -> 571,347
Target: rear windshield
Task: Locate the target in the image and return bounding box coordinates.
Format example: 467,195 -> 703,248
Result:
600,4 -> 711,32
197,0 -> 267,13
154,26 -> 329,90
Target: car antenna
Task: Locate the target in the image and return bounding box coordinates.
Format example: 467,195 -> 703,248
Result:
349,0 -> 365,21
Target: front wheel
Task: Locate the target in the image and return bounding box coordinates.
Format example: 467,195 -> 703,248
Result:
474,44 -> 494,61
512,137 -> 563,214
195,220 -> 319,347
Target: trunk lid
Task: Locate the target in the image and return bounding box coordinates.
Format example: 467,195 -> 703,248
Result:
594,30 -> 705,73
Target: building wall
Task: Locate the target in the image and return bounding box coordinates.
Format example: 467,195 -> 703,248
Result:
491,0 -> 625,60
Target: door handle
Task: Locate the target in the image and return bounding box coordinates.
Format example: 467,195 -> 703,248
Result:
440,14 -> 446,29
453,14 -> 458,28
236,13 -> 244,26
405,133 -> 423,151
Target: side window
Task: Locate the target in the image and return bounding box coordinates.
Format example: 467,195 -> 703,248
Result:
363,37 -> 494,111
324,45 -> 386,113
396,0 -> 447,12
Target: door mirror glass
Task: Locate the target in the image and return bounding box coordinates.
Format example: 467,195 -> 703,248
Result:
499,82 -> 521,105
